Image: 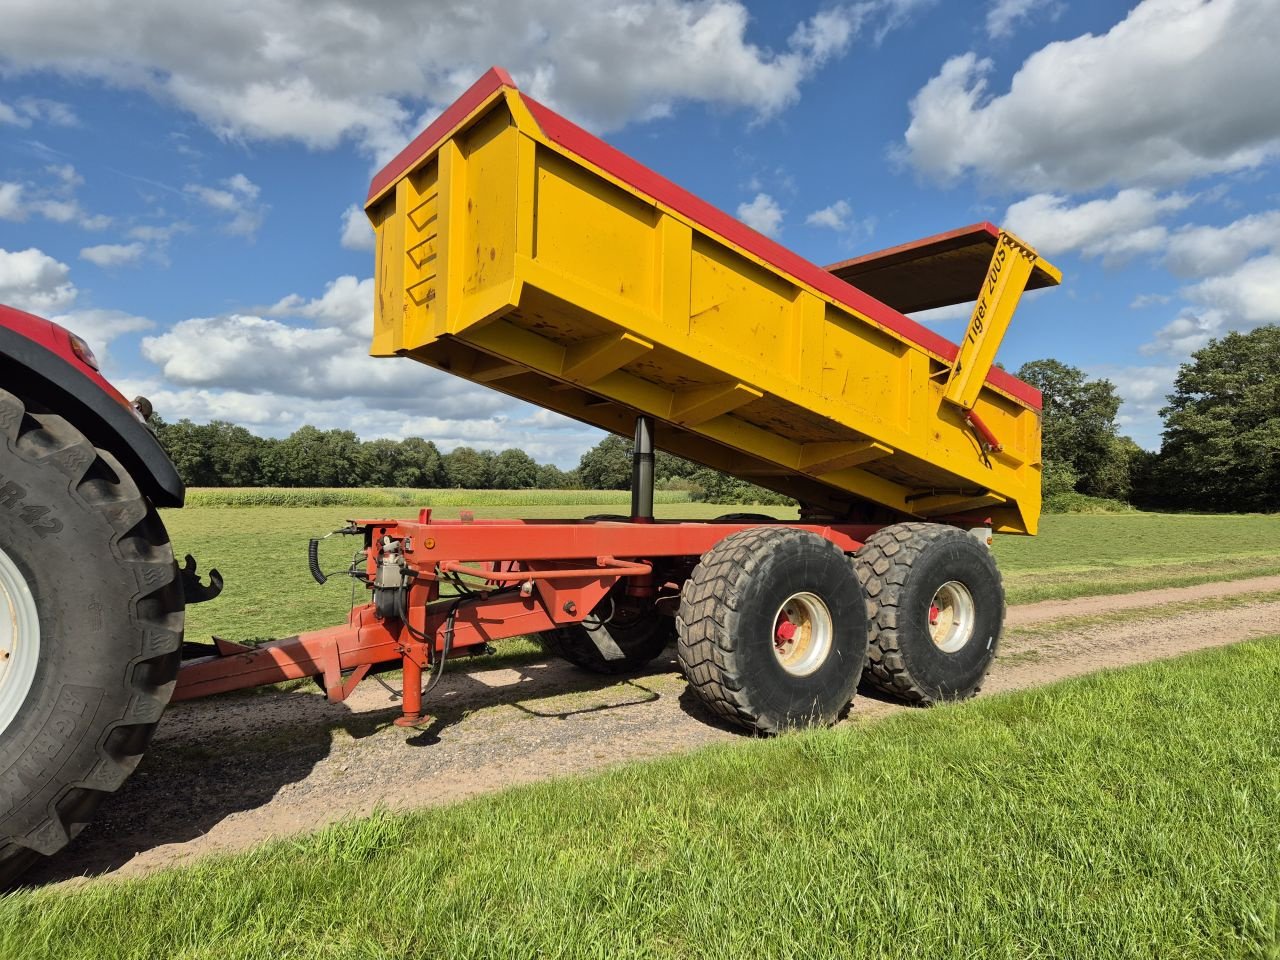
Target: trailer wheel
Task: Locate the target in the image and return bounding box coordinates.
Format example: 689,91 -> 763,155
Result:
541,598 -> 674,675
677,527 -> 867,734
0,389 -> 183,884
853,522 -> 1003,704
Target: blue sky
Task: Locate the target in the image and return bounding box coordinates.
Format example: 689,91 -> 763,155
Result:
1,0 -> 1276,466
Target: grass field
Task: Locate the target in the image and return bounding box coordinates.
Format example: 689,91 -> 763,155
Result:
162,492 -> 1280,643
7,637 -> 1278,958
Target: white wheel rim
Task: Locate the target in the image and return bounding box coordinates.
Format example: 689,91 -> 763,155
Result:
929,580 -> 975,653
771,592 -> 833,677
0,543 -> 39,735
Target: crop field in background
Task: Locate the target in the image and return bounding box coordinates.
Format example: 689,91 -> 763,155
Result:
7,638 -> 1278,958
163,491 -> 1280,643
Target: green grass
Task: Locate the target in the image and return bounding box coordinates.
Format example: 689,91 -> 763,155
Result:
164,500 -> 1280,644
996,512 -> 1280,603
8,638 -> 1279,959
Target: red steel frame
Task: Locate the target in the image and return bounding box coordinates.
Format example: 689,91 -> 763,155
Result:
173,510 -> 882,725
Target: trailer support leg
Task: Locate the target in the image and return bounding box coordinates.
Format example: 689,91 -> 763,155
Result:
631,415 -> 655,522
395,654 -> 425,727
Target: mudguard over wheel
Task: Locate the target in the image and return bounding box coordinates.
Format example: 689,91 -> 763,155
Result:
541,587 -> 674,675
0,388 -> 183,884
853,522 -> 1004,704
676,527 -> 867,734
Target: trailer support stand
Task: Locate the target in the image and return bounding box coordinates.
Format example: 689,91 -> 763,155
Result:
631,415 -> 655,522
395,654 -> 425,727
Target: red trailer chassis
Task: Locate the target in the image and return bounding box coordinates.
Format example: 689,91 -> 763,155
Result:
173,511 -> 884,725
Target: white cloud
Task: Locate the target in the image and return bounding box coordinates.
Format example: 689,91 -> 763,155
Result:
903,0 -> 1280,191
1184,253 -> 1280,327
340,204 -> 375,252
986,0 -> 1053,38
1004,189 -> 1192,262
0,2 -> 884,158
0,97 -> 77,128
1164,210 -> 1280,278
1089,362 -> 1178,449
909,302 -> 973,323
0,183 -> 22,220
185,173 -> 265,236
737,192 -> 784,237
0,247 -> 77,313
7,164 -> 112,230
80,242 -> 145,268
1130,293 -> 1172,309
1143,252 -> 1280,356
1142,308 -> 1230,357
806,199 -> 853,230
268,275 -> 372,336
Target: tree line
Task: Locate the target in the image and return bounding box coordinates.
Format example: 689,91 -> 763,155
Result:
154,323 -> 1280,512
1017,324 -> 1279,513
153,419 -> 576,490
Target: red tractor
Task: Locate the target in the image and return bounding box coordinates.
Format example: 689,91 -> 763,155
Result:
0,305 -> 198,881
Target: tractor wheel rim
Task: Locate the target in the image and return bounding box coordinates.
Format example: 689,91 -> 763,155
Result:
771,592 -> 833,677
0,543 -> 39,736
929,580 -> 975,653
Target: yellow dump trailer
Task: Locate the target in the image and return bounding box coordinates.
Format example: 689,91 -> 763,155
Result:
365,69 -> 1059,535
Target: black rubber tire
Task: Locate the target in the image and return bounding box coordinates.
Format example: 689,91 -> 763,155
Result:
712,513 -> 777,523
0,388 -> 183,885
853,522 -> 1004,704
676,527 -> 867,734
540,591 -> 674,675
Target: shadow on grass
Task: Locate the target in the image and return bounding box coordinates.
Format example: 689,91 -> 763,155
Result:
21,654 -> 687,887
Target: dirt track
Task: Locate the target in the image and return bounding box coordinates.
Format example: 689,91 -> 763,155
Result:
29,574 -> 1280,887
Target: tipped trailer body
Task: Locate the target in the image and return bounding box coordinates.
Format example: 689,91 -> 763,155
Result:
364,68 -> 1059,535
1,67 -> 1059,881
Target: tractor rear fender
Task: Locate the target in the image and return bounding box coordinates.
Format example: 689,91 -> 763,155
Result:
0,305 -> 184,507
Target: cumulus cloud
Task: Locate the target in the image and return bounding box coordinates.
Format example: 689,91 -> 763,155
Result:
0,1 -> 886,158
1164,210 -> 1280,278
806,199 -> 853,230
737,192 -> 784,237
80,242 -> 145,268
0,247 -> 77,313
1003,189 -> 1193,263
1142,252 -> 1280,356
340,204 -> 375,252
184,173 -> 265,236
268,275 -> 372,337
902,0 -> 1280,191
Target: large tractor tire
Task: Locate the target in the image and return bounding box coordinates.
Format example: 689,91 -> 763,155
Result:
853,522 -> 1004,704
0,388 -> 183,884
676,527 -> 867,734
541,588 -> 674,675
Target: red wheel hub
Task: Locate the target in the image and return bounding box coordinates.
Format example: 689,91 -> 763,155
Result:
928,604 -> 940,626
775,614 -> 797,646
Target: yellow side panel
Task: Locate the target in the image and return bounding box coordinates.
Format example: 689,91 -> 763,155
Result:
817,304 -> 912,436
533,151 -> 656,312
688,238 -> 794,375
459,108 -> 520,300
